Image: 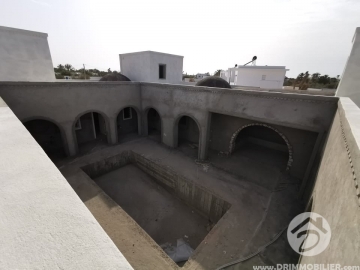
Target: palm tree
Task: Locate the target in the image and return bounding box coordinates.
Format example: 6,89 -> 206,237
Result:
57,64 -> 65,71
214,69 -> 222,76
311,72 -> 320,83
64,64 -> 73,72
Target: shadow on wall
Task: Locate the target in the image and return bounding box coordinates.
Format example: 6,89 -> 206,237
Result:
147,108 -> 162,142
117,107 -> 139,143
24,119 -> 66,162
75,112 -> 109,154
176,115 -> 200,159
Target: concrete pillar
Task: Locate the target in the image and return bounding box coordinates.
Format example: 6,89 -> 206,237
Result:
108,117 -> 117,144
63,123 -> 77,156
198,113 -> 211,160
142,111 -> 149,136
162,117 -> 175,148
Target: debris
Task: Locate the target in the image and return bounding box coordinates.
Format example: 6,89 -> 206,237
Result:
161,238 -> 194,263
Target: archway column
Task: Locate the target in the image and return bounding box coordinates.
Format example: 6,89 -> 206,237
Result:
63,123 -> 77,156
198,113 -> 211,160
162,117 -> 175,148
109,117 -> 117,144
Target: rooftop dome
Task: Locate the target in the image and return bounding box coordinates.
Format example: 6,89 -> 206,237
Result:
195,76 -> 231,89
99,72 -> 131,82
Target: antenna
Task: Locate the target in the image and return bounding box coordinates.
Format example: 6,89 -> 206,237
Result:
244,56 -> 257,66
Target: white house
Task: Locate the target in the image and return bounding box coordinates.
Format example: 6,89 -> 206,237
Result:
195,73 -> 210,80
220,66 -> 288,89
119,51 -> 183,84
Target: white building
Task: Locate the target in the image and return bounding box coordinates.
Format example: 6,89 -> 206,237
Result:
0,26 -> 55,82
220,66 -> 288,89
195,73 -> 210,80
119,51 -> 183,84
336,27 -> 360,107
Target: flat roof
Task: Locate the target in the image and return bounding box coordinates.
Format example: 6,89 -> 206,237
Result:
119,50 -> 183,58
0,25 -> 48,38
229,66 -> 287,70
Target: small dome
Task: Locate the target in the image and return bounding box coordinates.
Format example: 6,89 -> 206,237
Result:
195,76 -> 231,89
100,73 -> 131,82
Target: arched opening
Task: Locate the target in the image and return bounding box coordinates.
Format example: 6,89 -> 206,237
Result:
147,108 -> 161,142
24,119 -> 66,162
75,112 -> 109,154
176,115 -> 200,159
232,125 -> 290,171
117,107 -> 140,143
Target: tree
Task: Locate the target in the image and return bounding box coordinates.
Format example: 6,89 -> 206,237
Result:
64,64 -> 74,72
214,69 -> 221,76
311,72 -> 320,84
108,68 -> 111,73
318,75 -> 330,84
57,64 -> 65,71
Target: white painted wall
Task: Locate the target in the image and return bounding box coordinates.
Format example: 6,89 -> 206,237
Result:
120,51 -> 183,84
0,26 -> 55,82
0,97 -> 133,269
336,27 -> 360,107
222,66 -> 287,89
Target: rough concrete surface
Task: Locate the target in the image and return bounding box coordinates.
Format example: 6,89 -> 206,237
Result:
301,98 -> 360,266
0,98 -> 133,269
95,164 -> 209,250
61,138 -> 303,270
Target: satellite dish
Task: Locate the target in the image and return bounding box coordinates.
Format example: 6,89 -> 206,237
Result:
252,56 -> 257,61
235,64 -> 238,67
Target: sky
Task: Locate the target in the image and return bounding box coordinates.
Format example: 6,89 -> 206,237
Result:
1,0 -> 360,78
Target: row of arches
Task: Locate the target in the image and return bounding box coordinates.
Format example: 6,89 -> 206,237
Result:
23,107 -> 199,161
23,108 -> 291,172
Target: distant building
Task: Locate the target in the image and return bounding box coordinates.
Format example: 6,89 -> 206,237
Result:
0,26 -> 55,82
220,66 -> 288,89
119,51 -> 183,84
195,73 -> 210,80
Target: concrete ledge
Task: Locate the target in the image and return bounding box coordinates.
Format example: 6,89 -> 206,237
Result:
0,97 -> 133,269
0,25 -> 48,38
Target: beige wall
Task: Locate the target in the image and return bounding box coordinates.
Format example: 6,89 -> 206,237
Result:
301,98 -> 360,265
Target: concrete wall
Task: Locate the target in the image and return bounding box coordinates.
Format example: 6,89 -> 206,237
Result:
0,81 -> 338,195
209,113 -> 318,180
120,51 -> 183,84
76,112 -> 95,144
0,97 -> 133,269
336,27 -> 360,107
178,116 -> 200,145
117,107 -> 139,135
0,82 -> 142,156
0,26 -> 55,82
301,98 -> 360,265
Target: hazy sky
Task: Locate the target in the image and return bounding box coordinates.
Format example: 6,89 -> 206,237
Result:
1,0 -> 359,77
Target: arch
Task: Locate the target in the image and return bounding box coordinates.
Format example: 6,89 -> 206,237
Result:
145,107 -> 163,142
72,110 -> 111,154
115,106 -> 141,143
23,117 -> 68,161
174,113 -> 202,159
229,123 -> 293,170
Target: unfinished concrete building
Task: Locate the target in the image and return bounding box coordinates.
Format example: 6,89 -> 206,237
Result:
0,27 -> 360,270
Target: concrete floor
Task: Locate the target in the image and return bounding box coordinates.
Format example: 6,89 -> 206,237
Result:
95,164 -> 209,250
209,143 -> 292,190
60,138 -> 302,270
